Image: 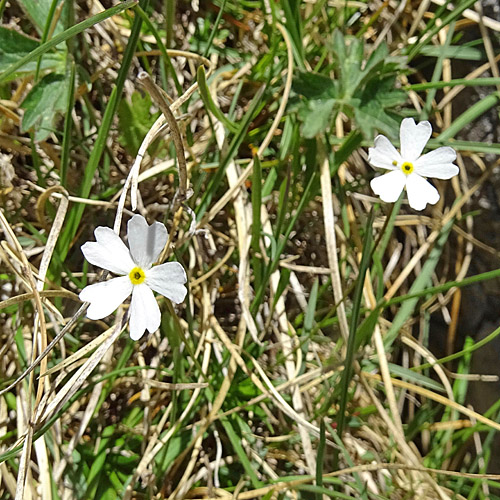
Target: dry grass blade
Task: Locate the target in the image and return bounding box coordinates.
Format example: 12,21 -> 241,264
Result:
0,209 -> 49,498
115,52 -> 212,220
384,164 -> 495,301
137,71 -> 188,209
199,22 -> 293,228
40,324 -> 119,377
0,290 -> 78,310
319,142 -> 349,342
123,313 -> 212,500
34,312 -> 126,426
0,302 -> 89,398
431,0 -> 500,31
185,461 -> 500,500
363,372 -> 500,433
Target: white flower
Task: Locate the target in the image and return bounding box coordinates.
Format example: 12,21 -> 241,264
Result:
79,214 -> 187,340
369,118 -> 459,211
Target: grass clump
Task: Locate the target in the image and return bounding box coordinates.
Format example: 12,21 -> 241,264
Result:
1,1 -> 500,498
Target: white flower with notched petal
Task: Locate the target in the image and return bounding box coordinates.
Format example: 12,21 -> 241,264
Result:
79,214 -> 187,340
369,118 -> 459,211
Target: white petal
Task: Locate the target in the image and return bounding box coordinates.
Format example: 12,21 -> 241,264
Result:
415,146 -> 456,165
79,277 -> 132,320
414,146 -> 459,179
128,284 -> 161,340
400,118 -> 432,161
127,215 -> 168,269
370,170 -> 407,203
81,227 -> 134,275
146,262 -> 187,304
414,163 -> 459,180
368,135 -> 401,170
406,173 -> 440,211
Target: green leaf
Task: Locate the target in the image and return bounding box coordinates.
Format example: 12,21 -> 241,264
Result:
233,377 -> 260,399
340,35 -> 364,95
154,432 -> 191,471
17,0 -> 67,35
294,33 -> 406,140
292,71 -> 338,137
299,98 -> 336,138
21,72 -> 68,141
354,99 -> 399,140
332,29 -> 347,67
118,91 -> 160,155
354,77 -> 406,139
292,70 -> 337,100
362,42 -> 389,77
0,27 -> 65,79
358,45 -> 406,90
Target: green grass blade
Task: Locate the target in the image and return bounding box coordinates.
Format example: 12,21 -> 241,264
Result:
0,0 -> 137,83
220,416 -> 263,488
34,0 -> 61,81
57,1 -> 147,259
384,218 -> 454,348
421,21 -> 455,120
316,419 -> 326,498
414,323 -> 500,372
196,85 -> 265,218
408,76 -> 500,91
59,59 -> 75,188
282,0 -> 306,70
251,153 -> 263,291
202,0 -> 227,58
407,0 -> 476,61
385,267 -> 500,309
327,422 -> 370,499
304,278 -> 319,335
197,65 -> 238,133
337,209 -> 375,437
436,92 -> 500,142
134,4 -> 182,96
251,170 -> 317,313
387,363 -> 444,392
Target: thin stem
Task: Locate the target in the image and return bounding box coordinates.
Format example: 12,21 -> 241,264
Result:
137,71 -> 188,207
0,302 -> 90,397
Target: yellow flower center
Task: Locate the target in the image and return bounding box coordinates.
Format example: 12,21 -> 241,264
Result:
129,266 -> 146,285
401,161 -> 414,175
